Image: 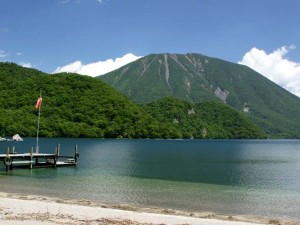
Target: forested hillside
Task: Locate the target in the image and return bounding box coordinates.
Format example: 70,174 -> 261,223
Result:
144,97 -> 266,139
0,62 -> 266,139
0,62 -> 177,138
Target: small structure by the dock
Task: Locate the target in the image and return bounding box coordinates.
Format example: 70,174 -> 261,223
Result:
0,144 -> 79,172
12,134 -> 23,141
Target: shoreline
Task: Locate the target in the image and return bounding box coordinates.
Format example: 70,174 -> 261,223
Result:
0,192 -> 298,225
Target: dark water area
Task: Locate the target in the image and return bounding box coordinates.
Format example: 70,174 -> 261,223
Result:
1,138 -> 300,220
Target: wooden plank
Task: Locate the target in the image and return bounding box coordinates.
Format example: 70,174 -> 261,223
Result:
12,161 -> 35,165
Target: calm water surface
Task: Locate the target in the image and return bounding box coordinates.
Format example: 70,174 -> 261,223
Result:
0,138 -> 299,220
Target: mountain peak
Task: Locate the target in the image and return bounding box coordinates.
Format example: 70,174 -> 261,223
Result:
98,53 -> 300,138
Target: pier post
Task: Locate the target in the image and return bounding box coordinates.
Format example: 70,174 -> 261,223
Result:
5,147 -> 10,172
30,147 -> 33,169
57,144 -> 60,158
53,144 -> 60,167
74,145 -> 79,164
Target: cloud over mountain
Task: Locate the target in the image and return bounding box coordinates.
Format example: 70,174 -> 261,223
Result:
53,53 -> 142,77
0,50 -> 7,58
239,46 -> 300,97
19,62 -> 33,68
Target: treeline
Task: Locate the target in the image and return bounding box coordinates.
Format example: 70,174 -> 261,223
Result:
0,62 -> 265,139
143,97 -> 266,139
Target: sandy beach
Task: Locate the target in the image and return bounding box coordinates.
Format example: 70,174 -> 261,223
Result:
0,192 -> 298,225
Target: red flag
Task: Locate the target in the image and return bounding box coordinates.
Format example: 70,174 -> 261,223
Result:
36,97 -> 42,110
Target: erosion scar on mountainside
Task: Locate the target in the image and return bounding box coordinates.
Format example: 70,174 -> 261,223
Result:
164,54 -> 171,89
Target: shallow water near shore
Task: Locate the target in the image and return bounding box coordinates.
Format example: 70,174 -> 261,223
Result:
0,138 -> 300,221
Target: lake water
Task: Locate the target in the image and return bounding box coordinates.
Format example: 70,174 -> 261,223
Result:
0,138 -> 300,221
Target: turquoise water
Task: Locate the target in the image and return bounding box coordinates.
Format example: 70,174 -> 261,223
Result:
0,138 -> 300,220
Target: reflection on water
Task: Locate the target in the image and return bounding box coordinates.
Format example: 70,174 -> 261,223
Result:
1,138 -> 300,220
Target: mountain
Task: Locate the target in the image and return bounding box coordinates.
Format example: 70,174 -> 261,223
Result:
0,62 -> 265,139
0,62 -> 177,139
144,97 -> 266,139
98,53 -> 300,138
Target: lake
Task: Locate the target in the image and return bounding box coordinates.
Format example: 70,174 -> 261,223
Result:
0,138 -> 300,221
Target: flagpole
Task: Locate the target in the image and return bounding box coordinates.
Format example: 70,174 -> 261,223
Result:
36,91 -> 42,153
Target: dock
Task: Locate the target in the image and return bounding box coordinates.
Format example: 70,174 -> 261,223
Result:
0,144 -> 79,172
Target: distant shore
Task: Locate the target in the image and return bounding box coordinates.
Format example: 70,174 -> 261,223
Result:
0,192 -> 297,225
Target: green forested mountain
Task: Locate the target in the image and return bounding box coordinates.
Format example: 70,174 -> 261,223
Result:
0,62 -> 265,139
0,62 -> 176,138
144,97 -> 266,139
99,53 -> 300,138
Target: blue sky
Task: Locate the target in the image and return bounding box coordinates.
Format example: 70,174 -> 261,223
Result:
1,0 -> 300,96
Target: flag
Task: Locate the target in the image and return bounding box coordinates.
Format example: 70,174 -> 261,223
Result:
36,97 -> 42,110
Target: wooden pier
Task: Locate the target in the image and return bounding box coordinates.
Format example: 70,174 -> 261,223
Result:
0,144 -> 79,172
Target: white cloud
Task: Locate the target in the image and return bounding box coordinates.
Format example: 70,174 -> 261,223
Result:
53,53 -> 142,77
0,50 -> 7,58
19,62 -> 33,68
96,0 -> 106,4
61,0 -> 71,4
239,46 -> 300,97
16,52 -> 23,56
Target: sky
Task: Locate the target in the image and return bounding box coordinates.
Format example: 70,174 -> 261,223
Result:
0,0 -> 300,97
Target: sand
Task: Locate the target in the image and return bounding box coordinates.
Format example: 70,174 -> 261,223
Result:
0,192 -> 298,225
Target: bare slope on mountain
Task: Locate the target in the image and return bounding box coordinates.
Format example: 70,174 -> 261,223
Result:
99,53 -> 300,138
